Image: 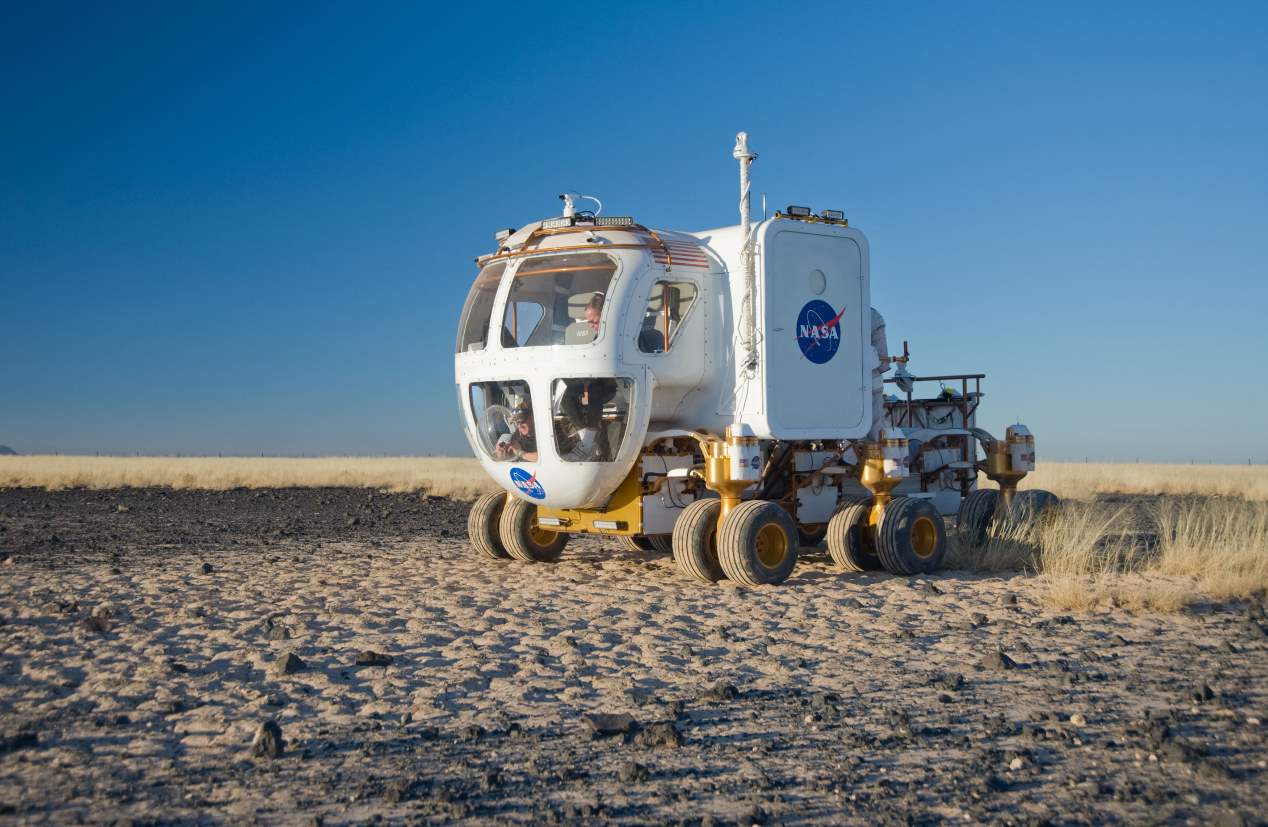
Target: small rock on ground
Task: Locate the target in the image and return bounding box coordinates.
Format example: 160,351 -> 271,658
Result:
583,713 -> 636,738
355,650 -> 393,666
618,761 -> 649,783
250,720 -> 284,758
634,721 -> 683,749
272,651 -> 306,676
981,648 -> 1018,671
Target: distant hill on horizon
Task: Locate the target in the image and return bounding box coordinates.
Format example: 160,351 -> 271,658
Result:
0,445 -> 16,456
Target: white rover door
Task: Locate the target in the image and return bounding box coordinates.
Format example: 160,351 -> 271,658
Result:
762,228 -> 868,437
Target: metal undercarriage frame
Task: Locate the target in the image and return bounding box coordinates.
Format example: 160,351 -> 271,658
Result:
536,369 -> 1035,539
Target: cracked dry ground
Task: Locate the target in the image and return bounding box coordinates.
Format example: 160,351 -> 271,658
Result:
0,488 -> 1265,825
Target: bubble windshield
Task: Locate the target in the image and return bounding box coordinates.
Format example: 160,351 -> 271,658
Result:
456,261 -> 506,353
501,253 -> 617,347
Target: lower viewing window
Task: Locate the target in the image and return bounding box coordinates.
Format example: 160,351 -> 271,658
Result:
469,380 -> 538,462
550,377 -> 633,462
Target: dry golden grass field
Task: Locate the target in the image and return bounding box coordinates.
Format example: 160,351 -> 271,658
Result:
2,456 -> 1265,611
0,456 -> 499,499
3,456 -> 1265,500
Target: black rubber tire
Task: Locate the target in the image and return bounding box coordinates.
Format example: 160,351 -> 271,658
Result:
647,534 -> 674,554
468,491 -> 509,560
500,496 -> 568,563
1010,489 -> 1062,526
877,496 -> 948,575
672,499 -> 726,582
718,500 -> 800,586
956,489 -> 999,548
826,495 -> 879,572
616,535 -> 655,552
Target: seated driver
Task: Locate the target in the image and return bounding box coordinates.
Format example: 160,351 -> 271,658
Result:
494,405 -> 538,461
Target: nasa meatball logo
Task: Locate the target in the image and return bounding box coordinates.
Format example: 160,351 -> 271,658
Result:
796,300 -> 847,364
509,467 -> 546,500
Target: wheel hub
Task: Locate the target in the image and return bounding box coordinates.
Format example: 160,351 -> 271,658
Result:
755,523 -> 789,567
912,516 -> 938,558
529,522 -> 556,548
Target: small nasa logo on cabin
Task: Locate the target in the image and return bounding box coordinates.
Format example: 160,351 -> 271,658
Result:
795,300 -> 846,364
509,467 -> 546,500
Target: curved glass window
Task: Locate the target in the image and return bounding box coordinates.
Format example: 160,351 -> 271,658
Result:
469,380 -> 538,462
456,261 -> 507,353
550,377 -> 634,462
501,253 -> 617,347
637,280 -> 698,353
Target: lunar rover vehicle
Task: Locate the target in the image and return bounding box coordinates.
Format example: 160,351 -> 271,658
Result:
455,132 -> 1057,585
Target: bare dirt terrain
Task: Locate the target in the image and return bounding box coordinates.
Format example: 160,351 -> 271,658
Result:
1,488 -> 1265,825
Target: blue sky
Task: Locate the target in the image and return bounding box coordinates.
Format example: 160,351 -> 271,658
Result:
3,2 -> 1265,461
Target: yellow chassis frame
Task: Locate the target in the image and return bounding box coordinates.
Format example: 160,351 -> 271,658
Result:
537,460 -> 645,536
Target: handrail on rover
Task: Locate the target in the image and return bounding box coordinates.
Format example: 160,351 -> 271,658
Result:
883,371 -> 986,499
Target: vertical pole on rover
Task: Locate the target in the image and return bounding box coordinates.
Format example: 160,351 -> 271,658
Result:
733,132 -> 758,376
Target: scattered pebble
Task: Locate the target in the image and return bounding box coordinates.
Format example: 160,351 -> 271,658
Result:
980,648 -> 1018,671
355,650 -> 393,667
625,688 -> 653,706
80,606 -> 110,634
618,760 -> 649,783
272,651 -> 306,676
583,713 -> 635,738
634,721 -> 683,749
1189,683 -> 1215,704
699,681 -> 738,702
250,720 -> 284,759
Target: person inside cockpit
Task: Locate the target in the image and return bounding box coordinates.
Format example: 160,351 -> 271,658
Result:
494,404 -> 538,461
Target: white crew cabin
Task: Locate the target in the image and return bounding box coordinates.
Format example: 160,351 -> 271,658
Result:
454,208 -> 874,511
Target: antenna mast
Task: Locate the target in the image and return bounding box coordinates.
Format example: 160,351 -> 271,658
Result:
733,132 -> 758,376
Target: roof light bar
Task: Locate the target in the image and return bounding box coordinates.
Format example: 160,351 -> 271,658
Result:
594,216 -> 635,227
540,217 -> 574,230
786,205 -> 812,217
820,209 -> 844,222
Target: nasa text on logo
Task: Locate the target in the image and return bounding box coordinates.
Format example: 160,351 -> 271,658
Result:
795,300 -> 846,364
509,467 -> 546,500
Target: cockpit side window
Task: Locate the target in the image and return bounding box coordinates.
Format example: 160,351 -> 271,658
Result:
637,280 -> 698,353
550,377 -> 634,462
501,253 -> 617,348
468,380 -> 537,462
456,262 -> 507,353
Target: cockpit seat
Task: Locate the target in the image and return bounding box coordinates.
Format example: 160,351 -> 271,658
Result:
565,322 -> 596,345
637,327 -> 666,353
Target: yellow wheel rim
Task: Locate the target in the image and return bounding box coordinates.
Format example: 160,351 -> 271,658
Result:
528,520 -> 555,548
755,523 -> 789,568
912,516 -> 938,559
